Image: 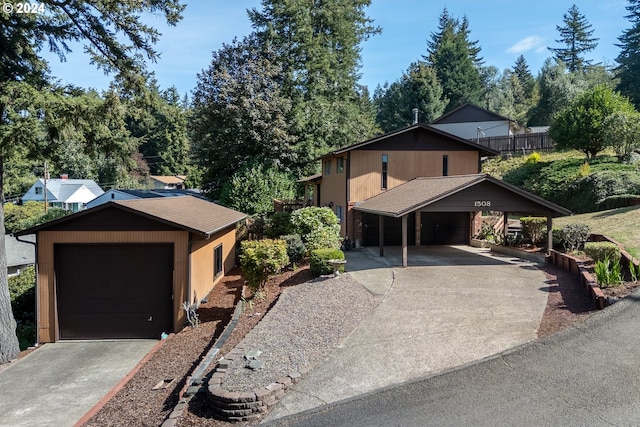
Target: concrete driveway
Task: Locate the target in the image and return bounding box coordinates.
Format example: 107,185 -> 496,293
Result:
0,340 -> 158,427
265,245 -> 550,421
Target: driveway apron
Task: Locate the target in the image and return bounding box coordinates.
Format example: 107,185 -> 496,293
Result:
0,340 -> 157,427
265,245 -> 549,421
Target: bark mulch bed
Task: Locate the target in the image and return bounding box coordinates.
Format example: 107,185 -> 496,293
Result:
77,260 -> 637,426
80,264 -> 313,427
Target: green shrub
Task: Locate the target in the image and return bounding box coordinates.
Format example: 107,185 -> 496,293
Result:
291,207 -> 341,251
520,217 -> 547,245
310,248 -> 345,276
248,215 -> 267,239
281,234 -> 306,263
265,212 -> 294,238
584,242 -> 621,263
598,194 -> 640,210
219,163 -> 296,215
9,266 -> 36,350
240,239 -> 289,290
561,223 -> 590,252
552,227 -> 565,250
594,256 -> 623,288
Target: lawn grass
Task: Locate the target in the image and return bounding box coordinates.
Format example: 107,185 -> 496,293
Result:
554,205 -> 640,259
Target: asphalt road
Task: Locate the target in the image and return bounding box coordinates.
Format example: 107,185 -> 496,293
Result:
263,290 -> 640,427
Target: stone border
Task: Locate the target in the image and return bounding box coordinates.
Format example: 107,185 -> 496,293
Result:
160,287 -> 246,427
205,345 -> 308,422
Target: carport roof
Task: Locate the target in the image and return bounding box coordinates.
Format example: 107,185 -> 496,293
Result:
15,195 -> 247,237
353,174 -> 572,218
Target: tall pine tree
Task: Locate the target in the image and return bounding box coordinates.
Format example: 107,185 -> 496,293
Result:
425,8 -> 484,112
374,62 -> 446,132
248,0 -> 380,170
548,4 -> 599,72
616,0 -> 640,109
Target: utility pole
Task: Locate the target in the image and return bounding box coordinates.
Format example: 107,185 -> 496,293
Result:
44,161 -> 48,213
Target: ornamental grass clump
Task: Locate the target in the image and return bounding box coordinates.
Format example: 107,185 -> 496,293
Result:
594,256 -> 623,288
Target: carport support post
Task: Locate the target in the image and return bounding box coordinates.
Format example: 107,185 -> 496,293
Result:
379,215 -> 384,257
503,211 -> 509,244
402,214 -> 408,267
546,215 -> 553,253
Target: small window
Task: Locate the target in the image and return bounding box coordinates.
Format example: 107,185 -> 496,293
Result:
324,159 -> 331,175
336,205 -> 344,222
381,154 -> 388,189
442,155 -> 448,176
336,157 -> 345,173
35,187 -> 43,195
214,244 -> 223,278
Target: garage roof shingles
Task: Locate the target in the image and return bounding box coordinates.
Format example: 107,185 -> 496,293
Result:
114,196 -> 247,236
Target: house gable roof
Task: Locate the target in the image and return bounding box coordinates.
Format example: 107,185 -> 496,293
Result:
353,174 -> 571,218
15,196 -> 247,237
22,178 -> 104,203
323,123 -> 498,158
430,103 -> 514,125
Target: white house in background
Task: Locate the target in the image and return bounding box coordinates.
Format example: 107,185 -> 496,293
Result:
86,188 -> 203,209
6,234 -> 35,276
22,176 -> 104,212
150,175 -> 187,190
430,103 -> 527,141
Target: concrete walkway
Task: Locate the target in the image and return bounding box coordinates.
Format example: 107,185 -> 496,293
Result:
264,245 -> 550,421
0,340 -> 157,427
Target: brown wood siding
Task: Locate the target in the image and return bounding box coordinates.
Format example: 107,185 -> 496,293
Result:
320,156 -> 348,234
36,231 -> 189,343
189,227 -> 237,304
349,150 -> 480,202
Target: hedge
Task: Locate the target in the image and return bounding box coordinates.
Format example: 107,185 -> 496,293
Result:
240,239 -> 289,290
310,248 -> 345,276
584,242 -> 621,263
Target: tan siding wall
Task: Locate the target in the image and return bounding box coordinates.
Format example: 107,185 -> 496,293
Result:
189,227 -> 237,304
36,231 -> 189,343
321,156 -> 348,234
349,150 -> 479,202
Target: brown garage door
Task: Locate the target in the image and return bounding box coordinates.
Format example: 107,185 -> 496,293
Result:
55,244 -> 174,340
421,212 -> 469,245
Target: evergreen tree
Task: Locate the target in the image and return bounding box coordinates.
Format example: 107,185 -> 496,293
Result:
548,4 -> 599,72
374,62 -> 446,132
512,55 -> 536,99
125,82 -> 191,177
0,0 -> 184,364
425,8 -> 484,112
616,0 -> 640,109
190,36 -> 297,198
248,0 -> 380,169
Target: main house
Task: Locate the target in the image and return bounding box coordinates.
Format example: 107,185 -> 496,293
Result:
22,176 -> 104,212
299,123 -> 570,266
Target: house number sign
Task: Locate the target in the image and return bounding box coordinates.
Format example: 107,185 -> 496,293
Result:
474,200 -> 492,207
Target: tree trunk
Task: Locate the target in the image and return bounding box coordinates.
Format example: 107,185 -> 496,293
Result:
0,153 -> 21,363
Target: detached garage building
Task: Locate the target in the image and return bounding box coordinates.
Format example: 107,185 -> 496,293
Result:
16,196 -> 246,343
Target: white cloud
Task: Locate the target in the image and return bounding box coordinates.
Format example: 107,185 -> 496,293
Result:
506,36 -> 545,54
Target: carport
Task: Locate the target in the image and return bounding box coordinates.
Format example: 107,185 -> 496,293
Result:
353,174 -> 571,267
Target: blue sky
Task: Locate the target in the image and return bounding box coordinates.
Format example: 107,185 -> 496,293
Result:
45,1 -> 629,97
